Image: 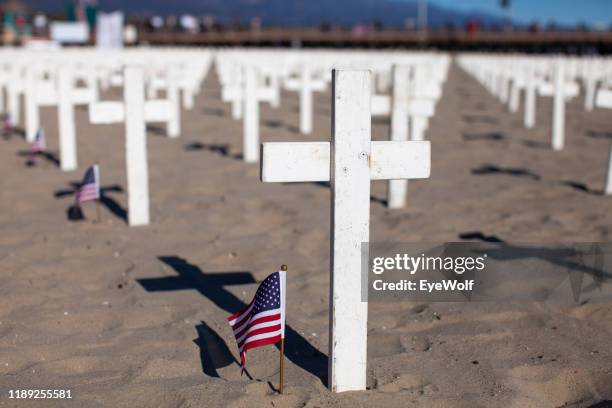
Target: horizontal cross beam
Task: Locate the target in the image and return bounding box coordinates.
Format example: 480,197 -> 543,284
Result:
260,140 -> 430,182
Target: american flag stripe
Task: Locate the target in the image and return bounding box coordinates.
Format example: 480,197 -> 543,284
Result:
233,312 -> 281,337
241,332 -> 282,352
238,324 -> 282,350
75,165 -> 101,204
232,308 -> 280,334
227,271 -> 286,372
227,299 -> 255,327
235,316 -> 281,346
30,128 -> 46,153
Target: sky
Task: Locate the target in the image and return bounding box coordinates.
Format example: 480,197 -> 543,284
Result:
429,0 -> 612,26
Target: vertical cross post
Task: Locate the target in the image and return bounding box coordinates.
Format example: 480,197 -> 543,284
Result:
8,65 -> 21,126
124,66 -> 150,226
595,89 -> 612,194
388,65 -> 409,209
243,65 -> 260,163
25,68 -> 39,143
329,70 -> 371,392
300,65 -> 313,135
552,60 -> 565,151
260,69 -> 430,392
58,66 -> 78,171
509,77 -> 520,113
524,66 -> 536,128
167,67 -> 181,138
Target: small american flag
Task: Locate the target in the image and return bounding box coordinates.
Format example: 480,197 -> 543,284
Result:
228,270 -> 286,372
3,113 -> 13,131
75,164 -> 100,204
30,128 -> 46,153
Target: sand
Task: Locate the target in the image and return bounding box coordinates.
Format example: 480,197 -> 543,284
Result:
1,61 -> 611,408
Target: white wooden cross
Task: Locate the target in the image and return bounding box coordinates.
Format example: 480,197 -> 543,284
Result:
595,88 -> 612,195
371,65 -> 435,209
8,64 -> 23,128
524,66 -> 536,128
242,65 -> 276,163
57,66 -> 78,171
260,69 -> 431,392
538,61 -> 579,150
284,65 -> 327,135
88,66 -> 150,226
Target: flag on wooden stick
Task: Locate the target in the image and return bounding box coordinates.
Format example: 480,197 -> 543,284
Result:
75,164 -> 100,204
30,128 -> 46,153
228,269 -> 286,374
3,113 -> 13,132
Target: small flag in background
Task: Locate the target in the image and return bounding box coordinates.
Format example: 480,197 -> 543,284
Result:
228,270 -> 286,373
30,128 -> 46,153
3,113 -> 13,131
75,164 -> 100,204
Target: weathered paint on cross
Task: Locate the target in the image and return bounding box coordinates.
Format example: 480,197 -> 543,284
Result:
260,69 -> 431,392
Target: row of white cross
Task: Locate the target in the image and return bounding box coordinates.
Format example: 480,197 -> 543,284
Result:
215,49 -> 449,209
216,49 -> 447,391
458,54 -> 612,195
10,47 -> 611,394
2,48 -> 212,225
4,47 -> 443,393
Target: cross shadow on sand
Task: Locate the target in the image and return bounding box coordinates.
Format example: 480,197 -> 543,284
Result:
472,164 -> 541,180
184,141 -> 243,161
586,131 -> 612,140
146,124 -> 167,137
462,132 -> 506,141
18,150 -> 61,167
54,182 -> 127,223
521,140 -> 550,149
459,232 -> 612,284
138,256 -> 328,386
560,180 -> 602,196
3,126 -> 25,139
462,114 -> 498,124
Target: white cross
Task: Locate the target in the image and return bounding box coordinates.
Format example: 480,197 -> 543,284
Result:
524,66 -> 536,128
88,66 -> 151,226
371,65 -> 435,209
284,65 -> 327,135
23,64 -> 98,170
260,69 -> 431,392
242,65 -> 275,163
57,66 -> 78,171
538,60 -> 579,150
595,88 -> 612,195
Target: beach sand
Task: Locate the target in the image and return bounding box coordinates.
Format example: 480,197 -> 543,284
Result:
1,61 -> 611,407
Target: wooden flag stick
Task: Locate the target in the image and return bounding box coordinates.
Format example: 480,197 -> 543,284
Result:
279,264 -> 287,394
279,338 -> 285,394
